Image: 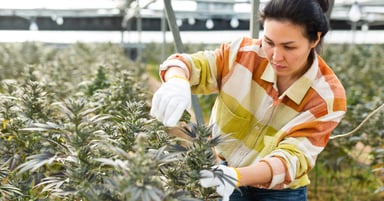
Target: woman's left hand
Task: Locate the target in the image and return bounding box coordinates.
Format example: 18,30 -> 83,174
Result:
199,165 -> 240,201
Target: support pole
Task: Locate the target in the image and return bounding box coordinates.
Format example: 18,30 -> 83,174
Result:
163,0 -> 205,125
250,0 -> 260,38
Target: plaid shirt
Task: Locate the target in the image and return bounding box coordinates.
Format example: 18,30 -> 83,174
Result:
160,36 -> 347,189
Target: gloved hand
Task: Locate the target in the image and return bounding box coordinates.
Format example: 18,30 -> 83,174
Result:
199,165 -> 240,201
150,77 -> 191,127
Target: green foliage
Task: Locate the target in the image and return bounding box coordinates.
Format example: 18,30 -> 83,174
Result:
87,66 -> 110,96
0,42 -> 228,201
308,44 -> 384,200
162,124 -> 224,200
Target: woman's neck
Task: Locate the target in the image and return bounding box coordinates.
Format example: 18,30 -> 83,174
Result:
276,55 -> 314,94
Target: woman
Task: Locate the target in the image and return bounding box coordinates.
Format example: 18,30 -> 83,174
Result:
150,0 -> 347,200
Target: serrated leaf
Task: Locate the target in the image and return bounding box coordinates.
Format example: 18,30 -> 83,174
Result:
16,152 -> 56,174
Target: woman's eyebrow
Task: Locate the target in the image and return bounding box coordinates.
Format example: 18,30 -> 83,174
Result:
264,35 -> 295,45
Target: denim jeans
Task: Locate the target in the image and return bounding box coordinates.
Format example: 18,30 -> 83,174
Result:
221,186 -> 307,201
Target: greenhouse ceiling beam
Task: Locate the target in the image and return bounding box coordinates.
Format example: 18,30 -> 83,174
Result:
0,8 -> 121,18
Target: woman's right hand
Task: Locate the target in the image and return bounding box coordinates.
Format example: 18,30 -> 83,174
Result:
150,77 -> 191,127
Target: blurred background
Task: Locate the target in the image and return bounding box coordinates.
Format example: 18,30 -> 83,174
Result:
0,0 -> 383,44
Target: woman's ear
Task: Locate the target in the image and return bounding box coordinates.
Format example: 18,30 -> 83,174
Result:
311,32 -> 322,48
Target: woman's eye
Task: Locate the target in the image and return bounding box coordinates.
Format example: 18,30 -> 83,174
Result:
284,46 -> 295,50
265,41 -> 273,46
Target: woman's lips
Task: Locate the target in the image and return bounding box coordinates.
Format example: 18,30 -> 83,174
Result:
273,63 -> 287,70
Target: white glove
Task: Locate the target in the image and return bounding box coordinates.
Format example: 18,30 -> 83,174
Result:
199,165 -> 240,201
150,77 -> 191,127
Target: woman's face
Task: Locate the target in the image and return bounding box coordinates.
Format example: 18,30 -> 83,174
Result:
261,19 -> 319,80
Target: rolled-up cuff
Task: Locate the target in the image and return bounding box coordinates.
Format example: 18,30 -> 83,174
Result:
159,59 -> 190,82
259,157 -> 287,189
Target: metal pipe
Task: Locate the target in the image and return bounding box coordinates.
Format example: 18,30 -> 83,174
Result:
250,0 -> 260,38
163,0 -> 205,125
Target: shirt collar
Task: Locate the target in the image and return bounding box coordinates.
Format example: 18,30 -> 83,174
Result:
261,56 -> 319,104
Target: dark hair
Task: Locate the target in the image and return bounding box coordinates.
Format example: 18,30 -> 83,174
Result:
261,0 -> 330,53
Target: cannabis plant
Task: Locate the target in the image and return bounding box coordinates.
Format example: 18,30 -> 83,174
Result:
161,123 -> 230,200
16,97 -> 112,200
95,132 -> 195,201
0,164 -> 23,200
0,78 -> 57,200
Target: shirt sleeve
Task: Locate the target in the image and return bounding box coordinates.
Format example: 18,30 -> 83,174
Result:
262,104 -> 346,189
158,37 -> 247,94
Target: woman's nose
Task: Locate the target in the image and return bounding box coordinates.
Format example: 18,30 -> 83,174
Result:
272,48 -> 283,62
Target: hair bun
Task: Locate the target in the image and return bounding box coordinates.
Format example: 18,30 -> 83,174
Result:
317,0 -> 329,13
